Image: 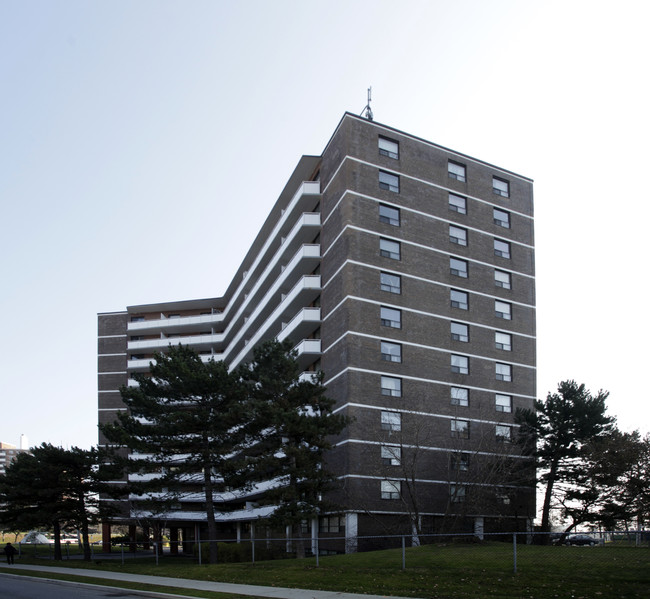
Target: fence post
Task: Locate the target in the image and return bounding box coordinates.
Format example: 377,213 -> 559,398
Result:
402,535 -> 406,570
315,535 -> 319,568
512,532 -> 517,574
121,542 -> 124,566
154,542 -> 159,566
251,523 -> 255,565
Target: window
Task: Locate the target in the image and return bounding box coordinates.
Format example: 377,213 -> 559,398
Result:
449,225 -> 467,246
495,331 -> 512,351
450,452 -> 470,471
381,411 -> 401,431
381,479 -> 401,499
449,193 -> 467,214
496,394 -> 512,413
450,484 -> 467,503
451,354 -> 469,374
450,257 -> 468,278
168,313 -> 180,319
493,177 -> 510,197
381,375 -> 402,397
381,341 -> 402,363
494,208 -> 510,228
130,316 -> 145,322
451,419 -> 469,439
378,136 -> 399,159
496,425 -> 512,442
379,204 -> 400,226
496,362 -> 512,382
131,354 -> 144,360
380,272 -> 401,293
495,270 -> 511,289
494,239 -> 511,259
451,321 -> 469,342
451,386 -> 469,407
379,170 -> 400,193
450,289 -> 469,310
381,445 -> 401,466
496,493 -> 511,505
448,161 -> 466,182
495,300 -> 512,320
380,238 -> 400,260
381,306 -> 401,329
320,516 -> 344,533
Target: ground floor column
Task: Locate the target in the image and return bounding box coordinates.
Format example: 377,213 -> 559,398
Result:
102,522 -> 112,553
169,527 -> 179,555
345,513 -> 358,553
311,516 -> 318,556
129,524 -> 137,552
474,517 -> 484,540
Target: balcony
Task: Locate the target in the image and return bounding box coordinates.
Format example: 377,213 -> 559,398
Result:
128,312 -> 224,334
228,275 -> 321,367
278,307 -> 321,344
293,338 -> 321,370
128,332 -> 226,353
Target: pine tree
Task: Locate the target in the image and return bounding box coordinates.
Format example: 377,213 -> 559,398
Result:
243,339 -> 348,556
101,344 -> 247,564
516,380 -> 614,536
0,444 -> 118,560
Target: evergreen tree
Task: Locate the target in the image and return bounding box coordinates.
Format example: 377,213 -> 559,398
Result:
516,380 -> 614,536
101,345 -> 247,564
0,444 -> 118,560
243,339 -> 348,555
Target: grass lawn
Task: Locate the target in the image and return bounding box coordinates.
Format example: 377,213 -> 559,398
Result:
3,541 -> 649,598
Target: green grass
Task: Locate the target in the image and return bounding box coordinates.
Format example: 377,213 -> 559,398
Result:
3,541 -> 649,598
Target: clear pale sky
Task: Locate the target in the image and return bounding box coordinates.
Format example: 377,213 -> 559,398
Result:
1,0 -> 648,450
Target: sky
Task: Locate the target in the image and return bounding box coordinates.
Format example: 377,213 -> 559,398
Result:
1,0 -> 648,450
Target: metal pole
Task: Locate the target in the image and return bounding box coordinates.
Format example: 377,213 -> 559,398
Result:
251,524 -> 255,565
315,535 -> 319,568
402,535 -> 406,570
513,533 -> 517,574
121,542 -> 124,566
154,542 -> 159,566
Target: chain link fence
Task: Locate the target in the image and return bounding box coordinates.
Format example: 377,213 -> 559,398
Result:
12,529 -> 649,573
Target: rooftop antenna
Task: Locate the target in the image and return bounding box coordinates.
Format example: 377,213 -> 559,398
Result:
361,86 -> 373,121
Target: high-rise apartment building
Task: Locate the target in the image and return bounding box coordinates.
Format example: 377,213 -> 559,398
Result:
0,439 -> 30,476
98,112 -> 535,550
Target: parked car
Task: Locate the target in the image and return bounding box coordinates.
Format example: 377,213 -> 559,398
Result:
565,534 -> 598,546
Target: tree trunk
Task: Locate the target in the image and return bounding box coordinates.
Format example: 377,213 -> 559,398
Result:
81,519 -> 91,560
294,523 -> 306,559
540,457 -> 559,538
203,462 -> 218,564
53,520 -> 62,561
79,493 -> 92,561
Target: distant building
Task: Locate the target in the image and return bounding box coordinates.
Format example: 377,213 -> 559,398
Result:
98,112 -> 536,551
0,440 -> 30,476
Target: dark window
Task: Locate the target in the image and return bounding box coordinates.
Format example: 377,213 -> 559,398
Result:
450,257 -> 468,277
450,289 -> 469,310
379,204 -> 400,226
379,171 -> 400,193
381,272 -> 401,294
378,137 -> 399,159
448,161 -> 466,182
380,238 -> 401,260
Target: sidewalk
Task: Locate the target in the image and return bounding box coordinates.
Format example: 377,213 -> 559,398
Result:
3,563 -> 420,599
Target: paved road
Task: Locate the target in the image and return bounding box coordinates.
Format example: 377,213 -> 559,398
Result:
1,564 -> 420,599
0,572 -> 195,599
